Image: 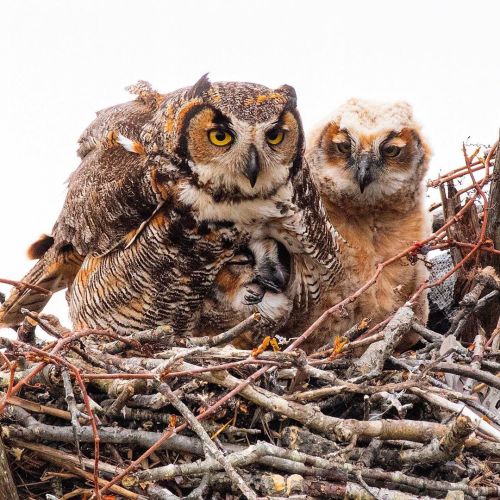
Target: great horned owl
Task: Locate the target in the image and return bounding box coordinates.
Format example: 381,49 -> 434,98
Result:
0,76 -> 341,340
304,98 -> 431,350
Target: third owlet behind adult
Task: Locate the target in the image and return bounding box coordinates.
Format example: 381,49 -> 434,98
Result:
304,98 -> 431,350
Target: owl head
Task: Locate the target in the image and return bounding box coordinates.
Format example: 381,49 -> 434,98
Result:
215,238 -> 291,326
307,98 -> 431,210
139,74 -> 304,207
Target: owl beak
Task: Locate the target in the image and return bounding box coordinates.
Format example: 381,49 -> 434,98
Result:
244,146 -> 261,188
256,265 -> 287,293
356,155 -> 373,193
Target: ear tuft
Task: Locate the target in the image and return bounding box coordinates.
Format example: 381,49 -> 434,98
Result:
276,84 -> 297,107
27,234 -> 54,260
126,80 -> 162,110
187,73 -> 211,99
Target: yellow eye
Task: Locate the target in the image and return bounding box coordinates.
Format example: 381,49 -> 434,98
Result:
208,128 -> 233,147
266,128 -> 285,145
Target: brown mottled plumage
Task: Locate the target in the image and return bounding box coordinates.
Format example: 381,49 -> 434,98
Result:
304,99 -> 431,350
1,76 -> 342,342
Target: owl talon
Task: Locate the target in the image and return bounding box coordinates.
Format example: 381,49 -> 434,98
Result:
243,288 -> 265,305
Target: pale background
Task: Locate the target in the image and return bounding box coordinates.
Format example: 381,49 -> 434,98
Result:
1,0 -> 499,331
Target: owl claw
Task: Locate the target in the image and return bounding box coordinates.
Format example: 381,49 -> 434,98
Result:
243,288 -> 265,305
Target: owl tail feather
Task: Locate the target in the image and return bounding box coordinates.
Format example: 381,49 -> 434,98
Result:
0,245 -> 83,329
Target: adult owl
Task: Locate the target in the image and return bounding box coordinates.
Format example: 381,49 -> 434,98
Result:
0,76 -> 341,339
303,98 -> 431,350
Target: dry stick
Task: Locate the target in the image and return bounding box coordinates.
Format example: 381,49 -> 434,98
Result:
447,267 -> 498,338
0,352 -> 16,415
344,464 -> 500,498
134,441 -> 333,483
485,129 -> 500,268
427,158 -> 485,187
399,415 -> 475,465
184,474 -> 210,500
463,330 -> 486,394
352,306 -> 414,376
410,387 -> 500,441
427,163 -> 486,187
99,314 -> 258,355
23,310 -> 141,351
155,382 -> 257,500
0,278 -> 52,295
157,345 -> 298,363
288,379 -> 424,403
61,368 -> 83,463
106,384 -> 134,416
411,322 -> 443,343
12,440 -> 144,499
430,361 -> 500,391
0,433 -> 19,500
101,325 -> 175,354
3,394 -> 71,421
189,313 -> 260,347
429,177 -> 490,212
431,239 -> 500,255
426,376 -> 500,427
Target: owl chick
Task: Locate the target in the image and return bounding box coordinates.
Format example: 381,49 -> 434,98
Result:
304,98 -> 431,350
1,76 -> 340,341
199,238 -> 292,343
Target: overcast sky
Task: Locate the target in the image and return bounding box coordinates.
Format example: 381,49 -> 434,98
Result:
1,0 -> 499,329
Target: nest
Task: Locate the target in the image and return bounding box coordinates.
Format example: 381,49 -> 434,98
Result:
0,141 -> 499,499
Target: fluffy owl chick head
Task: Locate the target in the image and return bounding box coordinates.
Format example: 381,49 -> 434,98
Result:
307,99 -> 431,209
140,74 -> 303,206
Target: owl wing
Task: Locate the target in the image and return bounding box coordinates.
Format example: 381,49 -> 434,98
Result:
282,161 -> 342,310
273,160 -> 344,310
69,208 -> 249,336
290,160 -> 344,281
53,98 -> 169,256
0,96 -> 168,328
53,146 -> 163,256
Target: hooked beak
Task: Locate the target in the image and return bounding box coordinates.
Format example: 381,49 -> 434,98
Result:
244,145 -> 261,188
355,155 -> 373,193
256,265 -> 287,293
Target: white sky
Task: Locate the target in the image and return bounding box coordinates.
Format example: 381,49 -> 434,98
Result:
1,0 -> 499,330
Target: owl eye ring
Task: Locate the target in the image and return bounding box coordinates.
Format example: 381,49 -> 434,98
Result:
382,144 -> 401,158
208,128 -> 233,147
334,141 -> 351,154
265,127 -> 285,146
